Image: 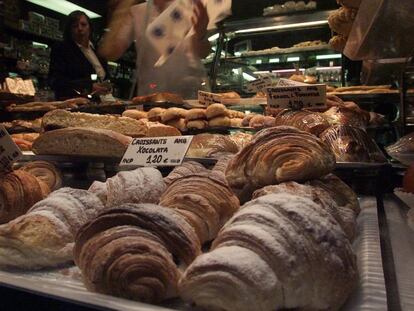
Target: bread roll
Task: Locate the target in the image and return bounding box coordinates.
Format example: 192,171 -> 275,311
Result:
225,126 -> 336,190
32,127 -> 132,158
166,118 -> 187,132
209,116 -> 231,127
230,118 -> 243,127
186,109 -> 206,121
242,114 -> 258,127
206,104 -> 228,120
147,107 -> 166,122
329,35 -> 348,52
0,188 -> 105,269
0,170 -> 50,224
122,109 -> 148,120
42,109 -> 148,137
187,120 -> 208,130
74,204 -> 201,302
249,115 -> 265,128
20,161 -> 62,191
147,123 -> 181,137
161,108 -> 188,123
328,7 -> 357,36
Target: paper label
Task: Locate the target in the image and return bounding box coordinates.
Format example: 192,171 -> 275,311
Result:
120,136 -> 193,167
198,90 -> 222,106
0,125 -> 22,171
276,78 -> 309,87
267,84 -> 327,110
245,76 -> 275,92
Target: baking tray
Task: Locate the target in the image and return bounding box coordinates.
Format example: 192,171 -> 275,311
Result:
0,196 -> 387,311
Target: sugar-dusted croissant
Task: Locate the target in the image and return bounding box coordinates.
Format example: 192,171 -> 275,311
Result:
253,180 -> 358,240
0,188 -> 105,269
160,174 -> 240,244
74,204 -> 201,303
163,161 -> 207,186
180,193 -> 358,311
225,126 -> 336,190
0,170 -> 50,224
88,167 -> 166,207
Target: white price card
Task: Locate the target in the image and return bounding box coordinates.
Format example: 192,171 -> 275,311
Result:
120,136 -> 193,167
276,78 -> 309,87
245,76 -> 275,93
267,84 -> 327,110
198,91 -> 222,106
0,125 -> 22,171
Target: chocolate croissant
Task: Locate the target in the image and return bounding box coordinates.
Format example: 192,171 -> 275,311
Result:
179,193 -> 358,311
74,204 -> 201,303
0,188 -> 105,269
0,170 -> 50,224
160,174 -> 240,244
225,126 -> 336,190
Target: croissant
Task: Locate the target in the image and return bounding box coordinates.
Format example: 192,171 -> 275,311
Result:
273,110 -> 330,136
89,167 -> 166,207
74,204 -> 201,303
160,174 -> 240,244
20,160 -> 62,191
0,170 -> 50,224
225,126 -> 336,190
179,193 -> 358,311
163,161 -> 207,186
253,181 -> 358,240
0,188 -> 105,269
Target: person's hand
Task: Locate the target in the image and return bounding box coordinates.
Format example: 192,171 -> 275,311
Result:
192,0 -> 209,41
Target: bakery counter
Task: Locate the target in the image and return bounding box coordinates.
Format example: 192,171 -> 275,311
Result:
0,196 -> 388,311
383,195 -> 414,310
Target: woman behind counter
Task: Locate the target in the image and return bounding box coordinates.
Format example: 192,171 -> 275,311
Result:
49,11 -> 109,100
99,0 -> 211,99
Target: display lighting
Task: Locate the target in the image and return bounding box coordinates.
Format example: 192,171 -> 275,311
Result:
25,0 -> 101,18
316,54 -> 342,60
287,57 -> 300,62
234,20 -> 328,34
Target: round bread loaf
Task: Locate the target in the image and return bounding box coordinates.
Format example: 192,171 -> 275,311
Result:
329,35 -> 348,52
187,120 -> 208,130
122,110 -> 147,120
186,109 -> 206,121
209,116 -> 231,128
147,107 -> 166,122
162,108 -> 188,123
166,118 -> 187,132
206,104 -> 228,120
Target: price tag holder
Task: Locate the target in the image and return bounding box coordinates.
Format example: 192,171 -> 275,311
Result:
120,136 -> 193,167
0,125 -> 22,172
198,91 -> 222,106
267,84 -> 327,110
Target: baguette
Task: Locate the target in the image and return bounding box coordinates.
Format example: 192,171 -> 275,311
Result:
42,109 -> 148,137
32,127 -> 132,158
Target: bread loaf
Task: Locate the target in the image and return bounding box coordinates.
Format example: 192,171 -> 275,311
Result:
147,107 -> 166,122
179,193 -> 358,311
42,109 -> 148,137
32,127 -> 132,158
147,122 -> 181,137
185,108 -> 206,121
122,109 -> 148,120
74,204 -> 201,303
226,126 -> 336,190
0,188 -> 105,269
206,104 -> 228,120
20,161 -> 62,191
161,108 -> 188,123
0,170 -> 50,224
328,7 -> 357,36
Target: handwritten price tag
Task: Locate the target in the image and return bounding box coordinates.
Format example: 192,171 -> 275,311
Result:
245,76 -> 275,92
267,84 -> 327,110
198,91 -> 222,106
0,125 -> 22,172
120,136 -> 193,167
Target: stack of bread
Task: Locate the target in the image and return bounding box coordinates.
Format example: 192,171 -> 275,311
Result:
206,104 -> 231,127
160,107 -> 188,132
185,108 -> 208,130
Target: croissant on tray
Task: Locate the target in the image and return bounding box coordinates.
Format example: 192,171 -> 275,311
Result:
273,109 -> 330,136
0,188 -> 105,269
160,173 -> 240,244
74,204 -> 201,303
225,126 -> 336,190
179,193 -> 358,311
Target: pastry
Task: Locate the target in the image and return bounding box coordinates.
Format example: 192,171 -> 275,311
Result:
206,104 -> 228,120
74,204 -> 201,302
328,7 -> 357,36
88,181 -> 108,205
160,173 -> 240,243
20,161 -> 62,191
229,132 -> 253,149
161,108 -> 188,123
209,116 -> 231,127
329,35 -> 348,52
230,118 -> 243,127
187,134 -> 239,158
147,123 -> 181,137
32,127 -> 132,158
320,125 -> 387,163
122,109 -> 148,120
225,126 -> 336,190
0,188 -> 105,269
0,170 -> 50,224
187,120 -> 208,130
323,106 -> 369,128
228,110 -> 245,119
42,109 -> 148,137
179,193 -> 358,311
186,109 -> 206,121
386,132 -> 414,165
102,167 -> 166,207
164,161 -> 207,186
166,118 -> 187,132
147,107 -> 166,122
242,113 -> 258,127
273,110 -> 330,136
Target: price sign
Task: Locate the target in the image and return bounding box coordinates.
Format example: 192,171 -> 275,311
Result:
198,91 -> 222,106
0,125 -> 22,172
245,76 -> 275,92
267,84 -> 327,110
120,136 -> 193,167
276,78 -> 309,87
